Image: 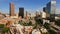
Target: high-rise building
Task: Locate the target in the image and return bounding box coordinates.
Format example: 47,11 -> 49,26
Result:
43,7 -> 46,12
46,0 -> 56,21
26,11 -> 28,17
10,2 -> 14,16
46,0 -> 56,15
19,7 -> 24,18
26,11 -> 31,17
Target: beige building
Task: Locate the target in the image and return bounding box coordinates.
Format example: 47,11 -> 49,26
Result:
10,2 -> 15,16
41,11 -> 46,19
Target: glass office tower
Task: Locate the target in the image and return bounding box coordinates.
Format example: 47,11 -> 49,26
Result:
46,0 -> 56,21
46,0 -> 56,15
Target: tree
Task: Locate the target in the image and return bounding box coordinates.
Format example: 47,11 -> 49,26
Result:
48,29 -> 57,34
42,32 -> 49,34
28,21 -> 32,26
0,24 -> 4,28
2,27 -> 10,33
55,20 -> 60,26
44,23 -> 50,29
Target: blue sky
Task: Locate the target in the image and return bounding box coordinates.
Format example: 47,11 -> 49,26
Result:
0,0 -> 60,14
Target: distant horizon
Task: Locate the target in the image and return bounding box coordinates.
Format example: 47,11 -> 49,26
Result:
0,0 -> 60,14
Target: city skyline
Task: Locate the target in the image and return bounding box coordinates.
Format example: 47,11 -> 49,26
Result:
0,0 -> 60,14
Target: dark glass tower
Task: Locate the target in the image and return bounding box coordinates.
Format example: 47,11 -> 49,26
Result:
43,7 -> 46,12
19,7 -> 24,18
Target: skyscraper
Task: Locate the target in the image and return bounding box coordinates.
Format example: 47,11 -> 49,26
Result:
46,0 -> 56,15
19,7 -> 24,18
42,7 -> 47,19
10,2 -> 14,16
26,11 -> 28,17
46,0 -> 56,21
43,7 -> 46,12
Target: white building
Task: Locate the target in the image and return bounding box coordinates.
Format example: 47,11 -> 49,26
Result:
41,11 -> 46,19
